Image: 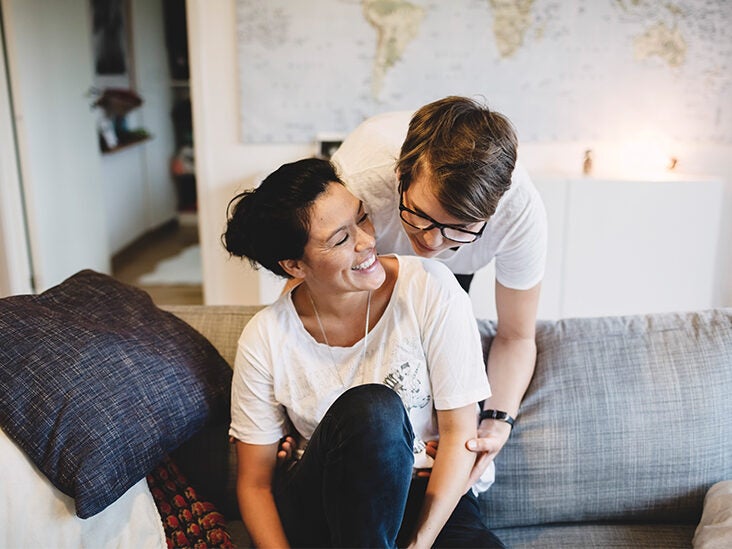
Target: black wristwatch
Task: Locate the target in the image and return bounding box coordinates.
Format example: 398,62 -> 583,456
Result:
479,409 -> 515,429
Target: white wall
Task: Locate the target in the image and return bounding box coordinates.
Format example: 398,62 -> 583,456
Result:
2,0 -> 110,292
102,147 -> 149,253
0,0 -> 181,293
188,1 -> 732,313
102,0 -> 178,254
130,0 -> 178,233
187,0 -> 312,305
0,15 -> 32,297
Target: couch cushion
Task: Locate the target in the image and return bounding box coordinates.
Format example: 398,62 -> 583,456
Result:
161,305 -> 262,367
478,309 -> 732,528
0,270 -> 232,518
493,522 -> 695,549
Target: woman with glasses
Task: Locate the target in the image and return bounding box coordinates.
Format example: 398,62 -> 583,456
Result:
331,95 -> 547,489
224,158 -> 505,548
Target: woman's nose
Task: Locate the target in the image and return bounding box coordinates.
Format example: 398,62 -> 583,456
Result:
355,224 -> 376,250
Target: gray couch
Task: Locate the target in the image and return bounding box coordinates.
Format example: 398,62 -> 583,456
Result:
166,305 -> 732,548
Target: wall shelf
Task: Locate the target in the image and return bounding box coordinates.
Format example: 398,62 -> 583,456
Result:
101,135 -> 152,155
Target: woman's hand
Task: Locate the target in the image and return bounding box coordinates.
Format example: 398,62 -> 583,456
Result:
420,418 -> 511,491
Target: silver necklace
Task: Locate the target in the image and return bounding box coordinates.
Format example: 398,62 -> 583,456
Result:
306,288 -> 372,387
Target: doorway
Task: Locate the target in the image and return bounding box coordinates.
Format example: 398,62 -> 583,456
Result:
0,0 -> 201,302
107,0 -> 202,305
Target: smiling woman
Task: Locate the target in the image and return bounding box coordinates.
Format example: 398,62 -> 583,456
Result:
221,157 -> 504,548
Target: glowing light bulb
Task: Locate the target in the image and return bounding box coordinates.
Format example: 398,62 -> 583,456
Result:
614,131 -> 674,180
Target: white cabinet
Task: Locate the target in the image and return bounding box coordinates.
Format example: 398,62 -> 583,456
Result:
471,176 -> 725,320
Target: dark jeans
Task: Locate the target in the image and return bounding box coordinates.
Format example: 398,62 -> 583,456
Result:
398,476 -> 506,549
273,384 -> 504,548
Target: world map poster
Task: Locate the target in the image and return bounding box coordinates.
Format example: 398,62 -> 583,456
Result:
236,0 -> 732,144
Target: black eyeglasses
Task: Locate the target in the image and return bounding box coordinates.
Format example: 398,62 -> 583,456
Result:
398,193 -> 486,244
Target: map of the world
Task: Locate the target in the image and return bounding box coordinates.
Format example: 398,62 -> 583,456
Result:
236,0 -> 732,144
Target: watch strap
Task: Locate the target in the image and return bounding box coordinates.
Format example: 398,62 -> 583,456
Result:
479,409 -> 515,429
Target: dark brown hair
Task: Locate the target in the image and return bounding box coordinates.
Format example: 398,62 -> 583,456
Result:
222,158 -> 343,277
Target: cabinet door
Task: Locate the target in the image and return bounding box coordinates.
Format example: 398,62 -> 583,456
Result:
533,177 -> 568,320
562,178 -> 723,317
469,177 -> 567,321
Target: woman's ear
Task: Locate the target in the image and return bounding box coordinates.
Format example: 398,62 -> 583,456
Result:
279,259 -> 306,279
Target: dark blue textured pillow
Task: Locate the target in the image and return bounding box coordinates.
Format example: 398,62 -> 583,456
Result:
0,270 -> 232,518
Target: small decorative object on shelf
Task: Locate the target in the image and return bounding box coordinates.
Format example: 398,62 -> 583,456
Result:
91,88 -> 151,153
582,149 -> 593,175
94,88 -> 142,116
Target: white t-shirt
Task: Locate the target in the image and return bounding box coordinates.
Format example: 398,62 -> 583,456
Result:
229,255 -> 492,481
331,110 -> 547,289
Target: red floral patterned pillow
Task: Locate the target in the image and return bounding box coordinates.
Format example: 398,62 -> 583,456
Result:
147,456 -> 233,548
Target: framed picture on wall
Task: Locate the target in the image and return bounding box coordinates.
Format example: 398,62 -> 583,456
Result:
315,133 -> 345,160
91,0 -> 129,76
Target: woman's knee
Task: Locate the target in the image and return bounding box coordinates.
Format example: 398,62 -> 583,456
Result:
337,383 -> 404,412
331,384 -> 412,443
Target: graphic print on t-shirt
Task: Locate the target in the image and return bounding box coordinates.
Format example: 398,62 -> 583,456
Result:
383,359 -> 433,467
383,361 -> 431,412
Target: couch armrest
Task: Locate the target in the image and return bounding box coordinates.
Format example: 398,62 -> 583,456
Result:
694,481 -> 732,548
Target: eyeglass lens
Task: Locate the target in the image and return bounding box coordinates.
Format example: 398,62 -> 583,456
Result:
400,209 -> 479,243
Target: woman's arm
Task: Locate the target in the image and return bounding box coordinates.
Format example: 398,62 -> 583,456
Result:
236,440 -> 290,548
408,404 -> 477,549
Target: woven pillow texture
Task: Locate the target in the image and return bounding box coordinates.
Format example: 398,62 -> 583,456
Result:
0,270 -> 232,518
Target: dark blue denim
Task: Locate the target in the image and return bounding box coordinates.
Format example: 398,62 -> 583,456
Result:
273,383 -> 505,548
397,476 -> 506,549
274,384 -> 415,548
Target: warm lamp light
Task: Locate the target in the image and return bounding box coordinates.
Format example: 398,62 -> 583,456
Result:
604,131 -> 676,180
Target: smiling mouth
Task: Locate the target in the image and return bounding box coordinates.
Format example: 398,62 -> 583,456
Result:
352,254 -> 376,271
